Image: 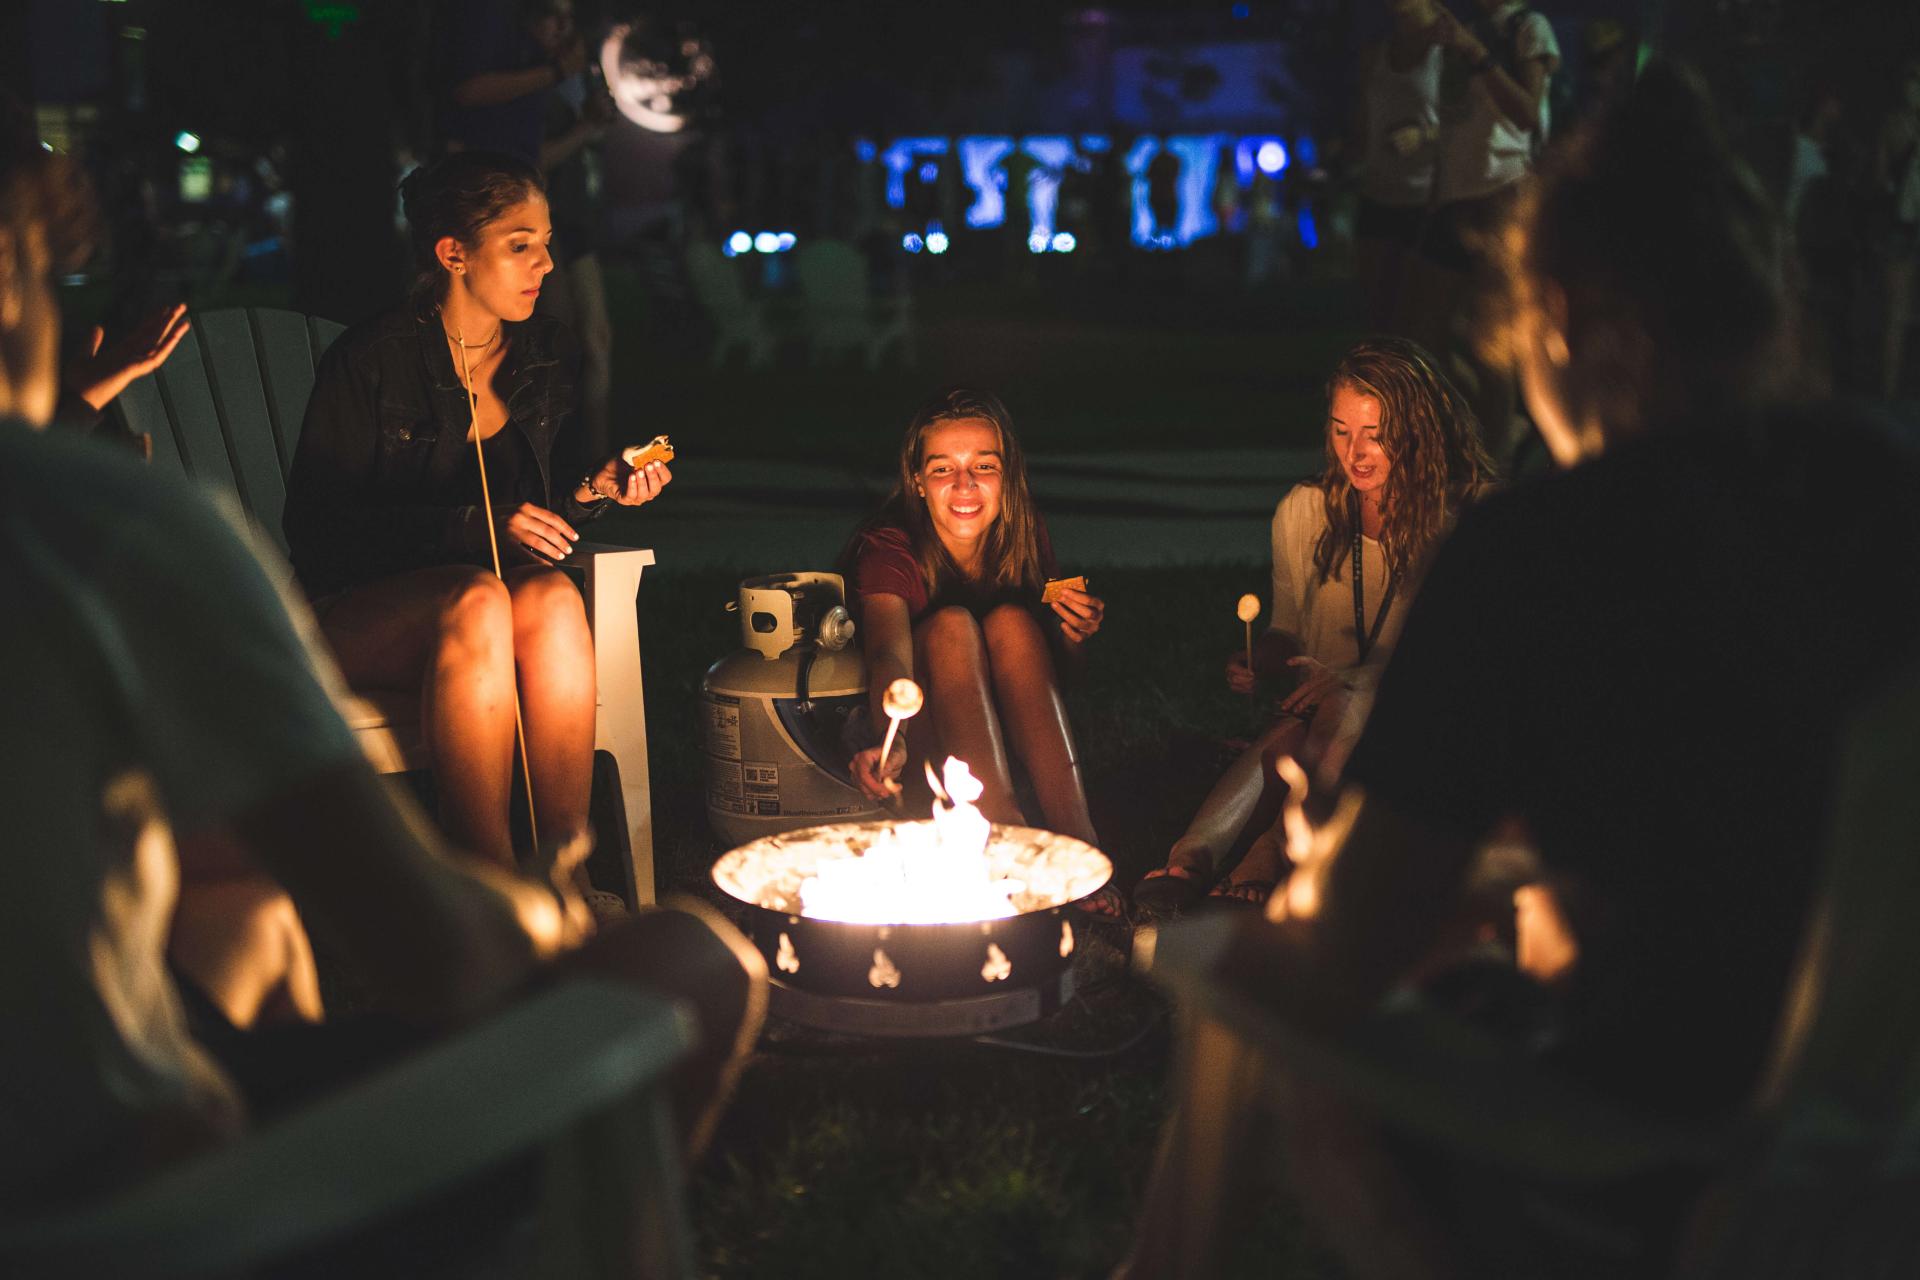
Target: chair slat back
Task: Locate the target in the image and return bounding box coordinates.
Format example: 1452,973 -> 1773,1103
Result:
152,325 -> 241,497
116,307 -> 346,549
197,309 -> 291,546
117,376 -> 184,476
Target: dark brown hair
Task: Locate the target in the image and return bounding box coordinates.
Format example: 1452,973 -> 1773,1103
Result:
1312,337 -> 1496,585
1488,60 -> 1788,438
847,388 -> 1048,599
398,150 -> 544,311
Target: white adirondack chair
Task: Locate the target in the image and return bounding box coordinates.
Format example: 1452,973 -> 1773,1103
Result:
682,243 -> 774,369
791,238 -> 912,369
111,307 -> 660,905
0,980 -> 698,1278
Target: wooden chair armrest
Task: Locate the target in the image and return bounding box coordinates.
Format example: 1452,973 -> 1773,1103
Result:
0,981 -> 694,1277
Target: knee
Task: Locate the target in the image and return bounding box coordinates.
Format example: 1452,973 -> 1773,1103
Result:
509,568 -> 587,640
437,570 -> 513,656
980,602 -> 1047,655
919,605 -> 986,662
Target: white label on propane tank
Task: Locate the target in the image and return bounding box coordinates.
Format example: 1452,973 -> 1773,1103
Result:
703,699 -> 742,760
708,760 -> 746,812
743,762 -> 779,790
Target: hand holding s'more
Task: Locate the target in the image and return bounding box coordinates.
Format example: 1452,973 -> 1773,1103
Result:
1043,575 -> 1105,645
584,435 -> 675,507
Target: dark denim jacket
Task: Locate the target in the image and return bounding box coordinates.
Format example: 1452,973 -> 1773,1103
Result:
283,306 -> 605,597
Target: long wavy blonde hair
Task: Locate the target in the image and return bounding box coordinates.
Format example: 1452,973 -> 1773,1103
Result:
1311,338 -> 1496,584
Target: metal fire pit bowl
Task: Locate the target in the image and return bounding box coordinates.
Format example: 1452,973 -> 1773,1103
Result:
712,819 -> 1113,1038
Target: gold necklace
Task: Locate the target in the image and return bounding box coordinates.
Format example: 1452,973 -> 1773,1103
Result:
441,319 -> 502,391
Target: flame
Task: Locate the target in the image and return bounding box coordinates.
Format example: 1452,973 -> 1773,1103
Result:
798,757 -> 1018,925
869,948 -> 902,989
982,944 -> 1012,983
1059,920 -> 1075,958
776,932 -> 799,974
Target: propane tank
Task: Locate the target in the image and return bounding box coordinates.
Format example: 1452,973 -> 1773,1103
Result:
702,573 -> 883,846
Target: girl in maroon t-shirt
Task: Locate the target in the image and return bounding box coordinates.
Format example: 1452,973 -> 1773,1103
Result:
842,389 -> 1107,847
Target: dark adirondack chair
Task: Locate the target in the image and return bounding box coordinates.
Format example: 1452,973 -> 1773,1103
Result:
0,980 -> 698,1278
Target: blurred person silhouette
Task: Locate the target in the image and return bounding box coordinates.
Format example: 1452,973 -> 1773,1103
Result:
1124,62 -> 1920,1280
1872,56 -> 1920,400
1413,0 -> 1561,470
1350,0 -> 1446,330
533,0 -> 617,459
438,0 -> 589,162
0,108 -> 763,1222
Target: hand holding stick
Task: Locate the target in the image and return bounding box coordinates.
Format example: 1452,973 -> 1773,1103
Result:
878,679 -> 923,792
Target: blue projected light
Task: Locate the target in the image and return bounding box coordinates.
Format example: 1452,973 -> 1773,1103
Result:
753,231 -> 780,254
776,232 -> 797,251
1232,3 -> 1250,17
1051,231 -> 1077,253
1296,206 -> 1319,250
853,138 -> 877,164
1021,136 -> 1075,241
926,230 -> 950,254
860,133 -> 1298,251
725,230 -> 752,256
882,137 -> 949,208
958,136 -> 1015,229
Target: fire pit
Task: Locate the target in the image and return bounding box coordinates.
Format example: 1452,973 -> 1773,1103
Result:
712,759 -> 1113,1036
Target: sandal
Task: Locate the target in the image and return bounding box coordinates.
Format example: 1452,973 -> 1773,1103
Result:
1072,882 -> 1132,922
1206,878 -> 1276,910
1132,866 -> 1208,919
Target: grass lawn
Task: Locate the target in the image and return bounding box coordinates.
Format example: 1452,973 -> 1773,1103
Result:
634,563 -> 1347,1279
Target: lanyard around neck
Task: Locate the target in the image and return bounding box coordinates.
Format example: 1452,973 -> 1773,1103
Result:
1350,493 -> 1398,664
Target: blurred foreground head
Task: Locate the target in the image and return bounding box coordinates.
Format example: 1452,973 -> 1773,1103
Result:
0,93 -> 95,427
1495,61 -> 1788,463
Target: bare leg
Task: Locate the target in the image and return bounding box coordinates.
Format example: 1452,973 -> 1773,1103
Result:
506,566 -> 596,853
560,898 -> 769,1160
319,566 -> 519,868
1149,717 -> 1308,884
169,874 -> 324,1029
979,603 -> 1097,843
912,606 -> 1024,825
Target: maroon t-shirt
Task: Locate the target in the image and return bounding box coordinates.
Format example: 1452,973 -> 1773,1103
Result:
850,520 -> 1057,622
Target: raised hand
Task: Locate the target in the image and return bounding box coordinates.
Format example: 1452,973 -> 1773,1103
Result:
67,303 -> 191,411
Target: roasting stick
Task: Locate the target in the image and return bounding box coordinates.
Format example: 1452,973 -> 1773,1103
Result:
1236,593 -> 1261,674
454,325 -> 540,854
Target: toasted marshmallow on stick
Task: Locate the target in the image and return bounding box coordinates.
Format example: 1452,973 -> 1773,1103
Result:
876,677 -> 923,793
1237,593 -> 1261,672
